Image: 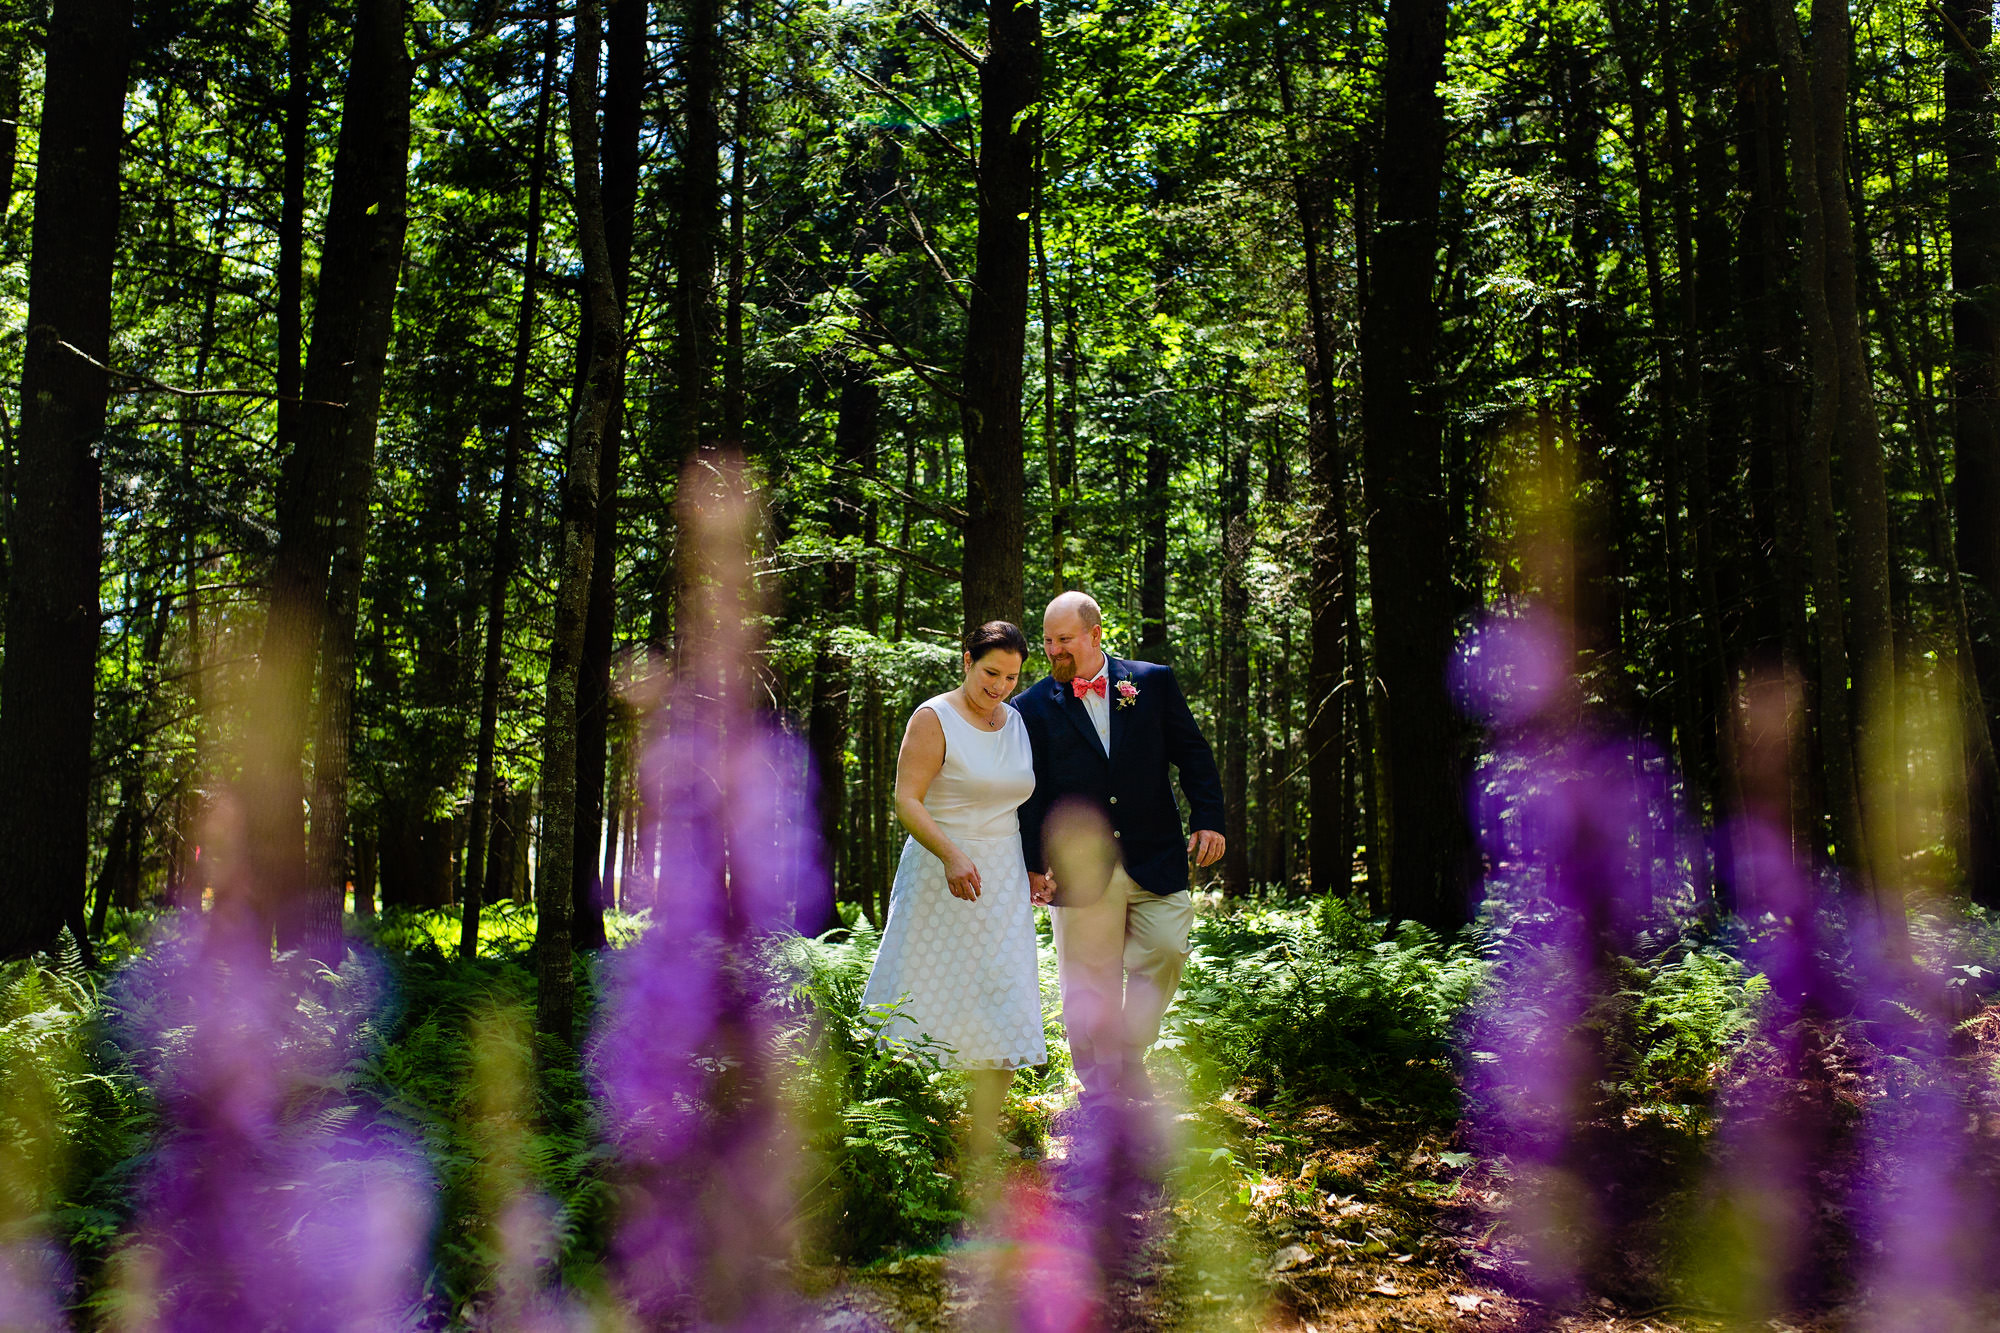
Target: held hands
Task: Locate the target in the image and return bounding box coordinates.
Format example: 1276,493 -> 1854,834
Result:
1188,829 -> 1226,868
1028,870 -> 1057,906
945,849 -> 984,901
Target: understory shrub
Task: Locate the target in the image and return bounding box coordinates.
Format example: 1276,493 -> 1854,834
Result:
1164,897 -> 1488,1113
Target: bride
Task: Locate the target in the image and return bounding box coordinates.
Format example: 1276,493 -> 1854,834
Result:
861,620 -> 1046,1157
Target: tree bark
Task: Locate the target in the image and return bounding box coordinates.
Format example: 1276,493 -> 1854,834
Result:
536,0 -> 623,1043
1138,441 -> 1170,661
303,275 -> 395,952
958,0 -> 1040,633
571,0 -> 647,955
808,374 -> 872,916
671,0 -> 721,465
278,0 -> 309,480
1944,0 -> 2000,903
0,0 -> 131,960
1359,0 -> 1463,932
1738,0 -> 1816,850
462,16 -> 558,959
1220,430 -> 1252,897
1810,0 -> 1898,918
1770,0 -> 1865,868
241,0 -> 411,949
92,590 -> 171,933
807,120 -> 894,922
1280,41 -> 1349,898
0,27 -> 21,219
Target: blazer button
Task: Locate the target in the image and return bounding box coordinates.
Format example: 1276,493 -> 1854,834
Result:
1109,796 -> 1118,805
1113,830 -> 1122,838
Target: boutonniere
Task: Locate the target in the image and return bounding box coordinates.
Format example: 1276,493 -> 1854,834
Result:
1115,680 -> 1140,709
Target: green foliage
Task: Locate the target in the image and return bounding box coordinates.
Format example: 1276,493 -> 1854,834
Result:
1165,897 -> 1489,1115
353,908 -> 618,1310
769,928 -> 967,1263
0,950 -> 151,1297
1613,949 -> 1770,1121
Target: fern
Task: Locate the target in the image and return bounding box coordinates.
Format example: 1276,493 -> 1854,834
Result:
768,928 -> 967,1262
1166,896 -> 1489,1115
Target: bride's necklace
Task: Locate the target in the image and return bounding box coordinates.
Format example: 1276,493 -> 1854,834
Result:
960,687 -> 1005,730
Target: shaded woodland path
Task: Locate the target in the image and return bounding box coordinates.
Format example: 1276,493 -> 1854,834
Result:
789,1071 -> 1770,1333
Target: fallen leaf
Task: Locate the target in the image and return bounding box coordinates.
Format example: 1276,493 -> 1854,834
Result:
1270,1244 -> 1312,1273
1367,1281 -> 1402,1297
1447,1293 -> 1487,1312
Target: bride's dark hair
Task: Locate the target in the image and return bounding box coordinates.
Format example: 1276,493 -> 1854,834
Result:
965,620 -> 1029,662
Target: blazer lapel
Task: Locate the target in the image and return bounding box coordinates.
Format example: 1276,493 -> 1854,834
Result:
1107,658 -> 1129,759
1051,676 -> 1104,756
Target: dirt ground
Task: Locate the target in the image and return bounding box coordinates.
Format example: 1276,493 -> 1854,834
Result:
793,1076 -> 1814,1333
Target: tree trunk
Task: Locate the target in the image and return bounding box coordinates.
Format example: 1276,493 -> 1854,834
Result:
1220,432 -> 1252,897
1036,147 -> 1066,597
243,0 -> 411,947
302,280 -> 392,953
671,0 -> 721,465
536,0 -> 623,1043
1770,0 -> 1865,868
0,0 -> 131,961
808,371 -> 871,916
1280,40 -> 1348,898
353,827 -> 377,916
1138,441 -> 1170,661
1944,0 -> 2000,904
1663,9 -> 1730,817
461,15 -> 558,960
722,21 -> 750,453
1738,0 -> 1816,851
1359,0 -> 1462,932
1810,0 -> 1898,924
958,0 -> 1040,633
92,590 -> 168,932
571,0 -> 647,956
0,27 -> 21,219
278,0 -> 308,482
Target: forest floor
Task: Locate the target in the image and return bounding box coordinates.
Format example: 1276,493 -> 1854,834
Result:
794,1067 -> 1826,1333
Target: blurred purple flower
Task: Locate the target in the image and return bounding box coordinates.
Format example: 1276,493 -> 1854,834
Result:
110,922 -> 432,1331
0,1242 -> 66,1332
589,699 -> 822,1328
1458,609 -> 1703,1300
1451,607 -> 1570,730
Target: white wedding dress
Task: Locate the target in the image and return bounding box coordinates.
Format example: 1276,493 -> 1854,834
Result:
861,693 -> 1048,1069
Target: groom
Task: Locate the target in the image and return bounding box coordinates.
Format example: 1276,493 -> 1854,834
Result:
1014,590 -> 1226,1105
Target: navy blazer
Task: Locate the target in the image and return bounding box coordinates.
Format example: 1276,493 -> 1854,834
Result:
1013,657 -> 1227,897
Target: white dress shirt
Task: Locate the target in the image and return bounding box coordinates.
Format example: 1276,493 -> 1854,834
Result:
1078,660 -> 1111,755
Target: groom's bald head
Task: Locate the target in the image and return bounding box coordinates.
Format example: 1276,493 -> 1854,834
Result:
1046,590 -> 1102,629
1042,590 -> 1105,682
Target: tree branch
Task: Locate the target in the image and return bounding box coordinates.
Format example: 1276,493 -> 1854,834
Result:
892,180 -> 969,310
911,10 -> 984,69
52,335 -> 345,407
834,52 -> 975,168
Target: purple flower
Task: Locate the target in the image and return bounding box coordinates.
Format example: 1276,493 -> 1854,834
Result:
109,921 -> 432,1331
588,696 -> 823,1327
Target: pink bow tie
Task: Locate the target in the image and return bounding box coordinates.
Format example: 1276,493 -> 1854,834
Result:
1072,676 -> 1106,700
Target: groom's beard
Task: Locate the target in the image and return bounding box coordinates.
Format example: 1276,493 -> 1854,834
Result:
1049,654 -> 1078,683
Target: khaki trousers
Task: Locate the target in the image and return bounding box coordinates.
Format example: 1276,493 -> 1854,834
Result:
1051,865 -> 1195,1098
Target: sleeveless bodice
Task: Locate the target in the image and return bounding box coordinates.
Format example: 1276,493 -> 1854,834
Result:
920,693 -> 1036,840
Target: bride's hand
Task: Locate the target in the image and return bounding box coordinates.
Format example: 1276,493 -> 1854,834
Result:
945,850 -> 983,901
1028,871 -> 1056,905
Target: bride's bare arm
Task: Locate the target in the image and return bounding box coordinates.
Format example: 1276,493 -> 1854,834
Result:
894,708 -> 983,900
